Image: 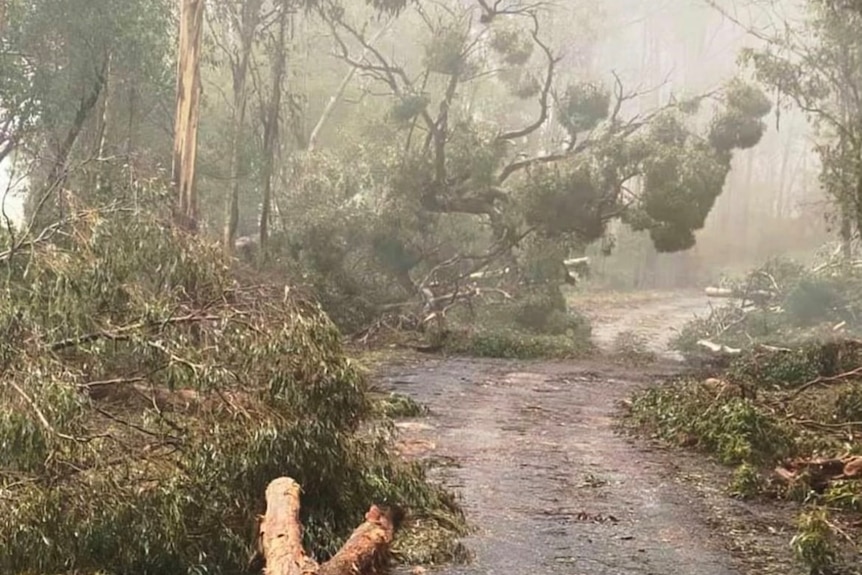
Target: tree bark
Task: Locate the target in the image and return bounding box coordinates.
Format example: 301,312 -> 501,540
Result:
172,0 -> 206,232
223,0 -> 263,253
259,4 -> 288,260
30,58 -> 109,223
841,207 -> 853,262
259,477 -> 396,575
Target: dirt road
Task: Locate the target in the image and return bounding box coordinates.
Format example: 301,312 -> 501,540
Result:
379,292 -> 798,575
579,289 -> 711,357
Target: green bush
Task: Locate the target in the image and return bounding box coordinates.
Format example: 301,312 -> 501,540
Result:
0,180 -> 465,575
670,258 -> 862,362
785,277 -> 847,326
444,327 -> 592,360
439,286 -> 593,360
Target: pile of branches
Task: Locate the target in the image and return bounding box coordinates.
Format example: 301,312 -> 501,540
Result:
0,187 -> 462,574
627,339 -> 862,573
674,256 -> 862,359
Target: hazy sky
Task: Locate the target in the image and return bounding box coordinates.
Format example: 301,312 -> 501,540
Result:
1,160 -> 25,227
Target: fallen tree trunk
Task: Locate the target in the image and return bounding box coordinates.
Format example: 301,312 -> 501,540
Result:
259,477 -> 397,575
697,339 -> 742,355
704,286 -> 774,300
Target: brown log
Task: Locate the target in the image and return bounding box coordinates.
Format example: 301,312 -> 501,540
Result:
261,478 -> 318,575
773,456 -> 862,490
260,477 -> 397,575
319,505 -> 396,575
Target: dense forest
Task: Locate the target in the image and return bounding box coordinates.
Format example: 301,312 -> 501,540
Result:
1,0 -> 862,573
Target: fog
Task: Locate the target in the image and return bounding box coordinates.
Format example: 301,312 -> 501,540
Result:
3,2 -> 862,573
581,0 -> 829,286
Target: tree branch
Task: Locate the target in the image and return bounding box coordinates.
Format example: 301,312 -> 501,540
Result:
496,12 -> 558,141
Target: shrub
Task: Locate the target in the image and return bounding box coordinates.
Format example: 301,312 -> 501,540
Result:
444,327 -> 592,359
610,330 -> 657,366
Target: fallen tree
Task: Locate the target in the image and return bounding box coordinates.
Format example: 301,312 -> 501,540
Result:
0,179 -> 466,574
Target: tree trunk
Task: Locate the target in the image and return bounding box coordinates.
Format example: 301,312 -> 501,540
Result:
28,58 -> 109,225
841,207 -> 853,262
306,22 -> 391,153
94,53 -> 113,193
259,477 -> 396,575
223,0 -> 263,253
172,0 -> 206,232
259,5 -> 288,260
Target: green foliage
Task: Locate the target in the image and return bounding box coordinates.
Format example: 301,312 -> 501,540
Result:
523,164 -> 607,240
443,328 -> 591,360
391,94 -> 431,123
628,380 -> 796,466
610,330 -> 658,366
740,1 -> 862,236
0,178 -> 465,574
510,285 -> 583,335
490,25 -> 535,66
671,258 -> 862,360
557,82 -> 611,135
729,463 -> 766,499
832,383 -> 862,423
268,151 -> 417,331
727,348 -> 823,389
424,24 -> 471,76
785,278 -> 848,326
373,392 -> 428,418
1,0 -> 172,151
791,508 -> 839,575
627,332 -> 862,573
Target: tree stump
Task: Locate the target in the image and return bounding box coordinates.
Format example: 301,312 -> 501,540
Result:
259,477 -> 396,575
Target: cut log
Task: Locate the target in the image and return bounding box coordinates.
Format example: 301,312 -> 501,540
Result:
260,478 -> 318,575
259,477 -> 397,575
773,456 -> 862,491
696,339 -> 741,355
704,287 -> 734,298
318,505 -> 396,575
704,286 -> 774,300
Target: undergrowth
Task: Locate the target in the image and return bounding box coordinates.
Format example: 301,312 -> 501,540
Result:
0,179 -> 466,575
439,287 -> 594,359
626,339 -> 862,574
609,330 -> 658,366
670,256 -> 862,361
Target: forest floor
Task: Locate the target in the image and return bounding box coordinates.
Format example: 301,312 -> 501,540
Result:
375,290 -> 803,575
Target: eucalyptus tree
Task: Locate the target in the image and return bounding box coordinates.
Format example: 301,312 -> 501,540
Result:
305,0 -> 771,312
0,0 -> 173,224
735,0 -> 862,255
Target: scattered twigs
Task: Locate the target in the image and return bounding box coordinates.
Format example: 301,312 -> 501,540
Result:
786,365 -> 862,400
48,313 -> 222,351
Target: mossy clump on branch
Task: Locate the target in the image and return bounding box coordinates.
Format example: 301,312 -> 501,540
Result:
0,179 -> 465,575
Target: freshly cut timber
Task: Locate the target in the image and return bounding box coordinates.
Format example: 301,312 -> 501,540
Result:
258,477 -> 397,575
